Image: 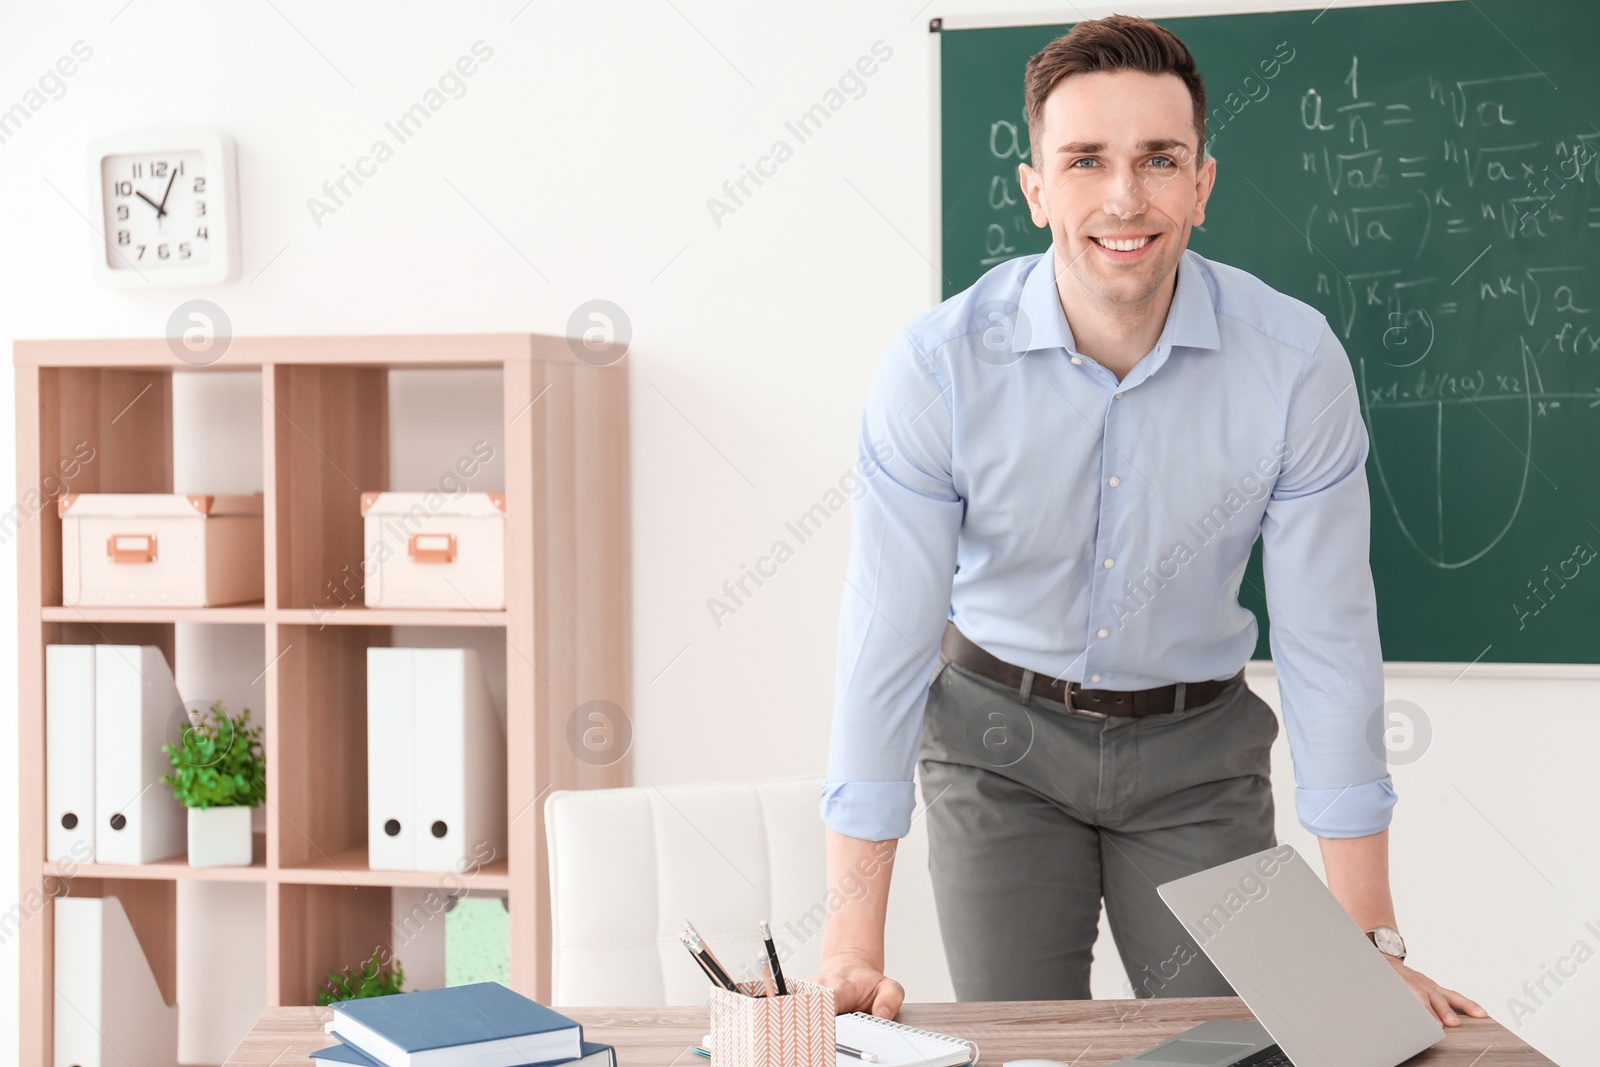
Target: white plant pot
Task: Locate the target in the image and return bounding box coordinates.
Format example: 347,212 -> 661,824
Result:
187,805 -> 254,867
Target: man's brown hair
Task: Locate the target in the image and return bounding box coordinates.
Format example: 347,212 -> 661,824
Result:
1023,14 -> 1208,166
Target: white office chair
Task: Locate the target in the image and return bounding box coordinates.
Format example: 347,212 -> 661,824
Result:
544,776 -> 954,1005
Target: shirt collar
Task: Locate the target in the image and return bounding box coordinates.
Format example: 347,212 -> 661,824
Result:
1014,247 -> 1222,355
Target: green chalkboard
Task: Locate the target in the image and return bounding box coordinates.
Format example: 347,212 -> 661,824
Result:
937,2 -> 1600,664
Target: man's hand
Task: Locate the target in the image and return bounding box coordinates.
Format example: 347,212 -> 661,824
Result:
821,828 -> 901,1017
1386,956 -> 1487,1027
816,952 -> 904,1018
1319,832 -> 1487,1027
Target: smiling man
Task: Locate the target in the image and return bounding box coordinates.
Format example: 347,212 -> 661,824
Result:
816,15 -> 1485,1025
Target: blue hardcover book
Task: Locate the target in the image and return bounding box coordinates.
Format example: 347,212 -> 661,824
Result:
310,1036 -> 617,1067
309,1043 -> 380,1065
329,982 -> 584,1067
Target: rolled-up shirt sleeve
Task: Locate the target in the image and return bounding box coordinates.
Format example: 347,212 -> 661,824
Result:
821,330 -> 963,842
1261,322 -> 1396,838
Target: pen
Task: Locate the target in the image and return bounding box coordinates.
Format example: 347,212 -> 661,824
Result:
758,920 -> 789,995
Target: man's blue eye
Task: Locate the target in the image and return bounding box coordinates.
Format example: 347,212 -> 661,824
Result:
1149,156 -> 1175,167
1071,158 -> 1098,168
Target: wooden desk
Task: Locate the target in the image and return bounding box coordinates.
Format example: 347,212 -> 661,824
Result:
225,998 -> 1552,1066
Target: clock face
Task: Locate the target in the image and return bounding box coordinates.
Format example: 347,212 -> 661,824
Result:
1373,926 -> 1405,957
100,151 -> 211,269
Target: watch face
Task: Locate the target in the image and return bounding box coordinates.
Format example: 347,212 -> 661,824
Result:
100,151 -> 210,269
1373,926 -> 1406,957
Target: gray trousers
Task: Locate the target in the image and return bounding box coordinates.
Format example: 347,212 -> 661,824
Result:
916,650 -> 1278,1001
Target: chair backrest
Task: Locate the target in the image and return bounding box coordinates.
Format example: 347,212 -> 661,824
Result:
544,776 -> 953,1005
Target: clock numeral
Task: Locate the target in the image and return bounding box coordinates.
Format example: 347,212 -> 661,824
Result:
116,230 -> 130,246
179,242 -> 192,259
195,200 -> 207,217
113,180 -> 132,197
130,163 -> 142,179
135,244 -> 146,260
157,243 -> 171,260
116,205 -> 129,221
195,226 -> 209,240
152,160 -> 168,177
193,177 -> 205,194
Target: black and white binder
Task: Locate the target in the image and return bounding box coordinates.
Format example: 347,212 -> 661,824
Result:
46,644 -> 96,863
93,645 -> 186,865
368,647 -> 505,872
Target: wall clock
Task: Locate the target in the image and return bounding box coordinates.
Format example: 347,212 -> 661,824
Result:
86,130 -> 239,287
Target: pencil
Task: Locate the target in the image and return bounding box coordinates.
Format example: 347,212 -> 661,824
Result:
758,920 -> 789,995
758,953 -> 779,998
678,931 -> 731,990
683,921 -> 740,993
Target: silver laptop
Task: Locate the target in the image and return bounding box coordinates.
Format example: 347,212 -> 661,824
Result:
1112,844 -> 1443,1067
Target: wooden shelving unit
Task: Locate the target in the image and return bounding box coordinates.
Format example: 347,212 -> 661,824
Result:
14,334 -> 630,1066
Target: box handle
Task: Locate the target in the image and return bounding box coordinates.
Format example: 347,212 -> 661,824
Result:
408,533 -> 457,564
106,533 -> 158,564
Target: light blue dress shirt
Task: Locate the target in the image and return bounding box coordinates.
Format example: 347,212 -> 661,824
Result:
822,247 -> 1394,843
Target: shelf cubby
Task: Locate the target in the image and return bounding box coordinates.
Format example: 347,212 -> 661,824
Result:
275,882 -> 396,1007
271,621 -> 382,870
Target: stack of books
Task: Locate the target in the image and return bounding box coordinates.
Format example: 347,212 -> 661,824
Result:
311,982 -> 615,1067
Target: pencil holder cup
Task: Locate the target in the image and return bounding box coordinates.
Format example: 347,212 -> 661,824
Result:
708,977 -> 835,1067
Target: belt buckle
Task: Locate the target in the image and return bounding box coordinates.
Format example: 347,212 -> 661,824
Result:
1063,682 -> 1109,720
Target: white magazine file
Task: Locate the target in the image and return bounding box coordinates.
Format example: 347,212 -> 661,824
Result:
54,895 -> 179,1067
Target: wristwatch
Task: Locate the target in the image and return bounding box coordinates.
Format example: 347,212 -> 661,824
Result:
1366,925 -> 1407,961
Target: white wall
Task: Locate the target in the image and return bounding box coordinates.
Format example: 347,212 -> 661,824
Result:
1,1 -> 1594,1066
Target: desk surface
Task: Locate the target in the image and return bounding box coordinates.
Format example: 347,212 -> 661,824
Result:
225,997 -> 1551,1066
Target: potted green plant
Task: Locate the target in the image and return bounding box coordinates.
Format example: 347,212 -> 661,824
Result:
160,700 -> 265,867
315,949 -> 405,1006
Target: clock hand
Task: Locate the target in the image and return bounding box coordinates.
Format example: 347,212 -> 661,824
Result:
135,190 -> 166,217
155,168 -> 179,217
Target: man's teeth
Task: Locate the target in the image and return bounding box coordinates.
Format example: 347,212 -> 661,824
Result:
1094,235 -> 1153,251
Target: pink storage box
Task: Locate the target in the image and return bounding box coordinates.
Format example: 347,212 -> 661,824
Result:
58,493 -> 264,607
360,491 -> 506,610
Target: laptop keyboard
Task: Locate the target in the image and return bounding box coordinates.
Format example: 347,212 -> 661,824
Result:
1233,1045 -> 1291,1067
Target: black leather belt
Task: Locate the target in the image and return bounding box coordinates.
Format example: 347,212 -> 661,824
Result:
940,621 -> 1244,718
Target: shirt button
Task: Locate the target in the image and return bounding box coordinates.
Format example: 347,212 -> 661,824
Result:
1090,674 -> 1101,684
1114,391 -> 1124,399
1108,476 -> 1121,487
1097,628 -> 1110,639
1071,356 -> 1083,365
1103,558 -> 1115,569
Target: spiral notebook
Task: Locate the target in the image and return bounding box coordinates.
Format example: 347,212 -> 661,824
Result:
835,1013 -> 977,1067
